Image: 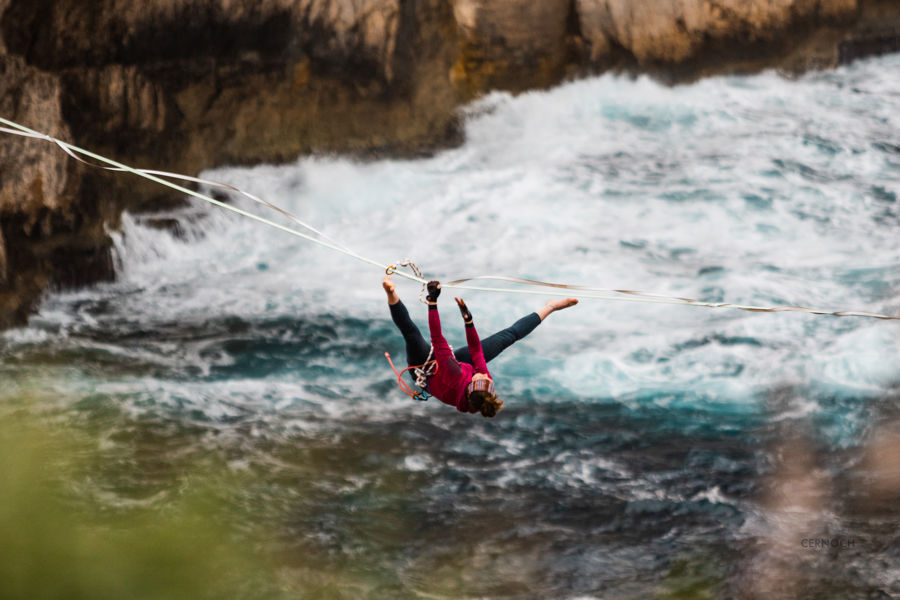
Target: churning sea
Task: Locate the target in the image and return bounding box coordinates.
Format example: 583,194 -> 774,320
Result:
3,54 -> 900,598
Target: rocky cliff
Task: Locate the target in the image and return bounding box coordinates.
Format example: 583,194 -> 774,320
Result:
452,0 -> 900,91
1,0 -> 898,327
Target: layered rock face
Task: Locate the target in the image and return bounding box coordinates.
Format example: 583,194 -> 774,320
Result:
1,0 -> 898,327
0,54 -> 111,325
452,0 -> 900,91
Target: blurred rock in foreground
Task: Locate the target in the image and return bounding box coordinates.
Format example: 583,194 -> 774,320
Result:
1,0 -> 898,327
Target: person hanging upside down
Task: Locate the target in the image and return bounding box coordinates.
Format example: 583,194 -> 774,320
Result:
383,277 -> 578,418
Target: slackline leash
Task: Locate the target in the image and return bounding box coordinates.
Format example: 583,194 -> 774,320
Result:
1,116 -> 898,321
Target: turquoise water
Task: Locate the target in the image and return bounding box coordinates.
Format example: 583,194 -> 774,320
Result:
3,55 -> 900,597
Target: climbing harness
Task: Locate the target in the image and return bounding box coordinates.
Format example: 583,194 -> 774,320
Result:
1,115 -> 899,321
384,350 -> 437,401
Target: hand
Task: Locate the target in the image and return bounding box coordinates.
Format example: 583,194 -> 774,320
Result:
455,297 -> 472,322
426,280 -> 441,302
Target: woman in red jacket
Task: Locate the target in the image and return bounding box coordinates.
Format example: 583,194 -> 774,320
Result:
383,277 -> 577,417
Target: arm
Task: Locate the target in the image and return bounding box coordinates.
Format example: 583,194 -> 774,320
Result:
465,322 -> 489,375
457,298 -> 489,375
426,281 -> 461,376
428,303 -> 457,369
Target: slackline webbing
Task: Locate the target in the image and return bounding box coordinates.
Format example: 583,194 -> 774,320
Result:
1,116 -> 897,321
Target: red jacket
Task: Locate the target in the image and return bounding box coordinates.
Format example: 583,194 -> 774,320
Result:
428,305 -> 490,413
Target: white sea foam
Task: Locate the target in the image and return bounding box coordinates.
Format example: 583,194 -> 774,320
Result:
5,55 -> 899,426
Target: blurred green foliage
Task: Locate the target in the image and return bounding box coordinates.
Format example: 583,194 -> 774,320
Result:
0,412 -> 285,600
655,555 -> 721,600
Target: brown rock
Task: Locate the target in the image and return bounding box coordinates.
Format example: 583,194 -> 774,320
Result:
575,0 -> 860,76
446,0 -> 876,92
0,56 -> 70,219
0,55 -> 116,327
451,0 -> 572,95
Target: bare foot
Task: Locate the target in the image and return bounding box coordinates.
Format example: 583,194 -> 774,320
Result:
536,297 -> 578,321
547,297 -> 578,311
383,276 -> 400,305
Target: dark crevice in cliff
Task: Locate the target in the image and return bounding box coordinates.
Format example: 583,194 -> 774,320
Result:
387,0 -> 419,100
839,31 -> 900,64
4,2 -> 296,71
295,5 -> 386,86
563,0 -> 589,72
56,72 -> 172,164
839,0 -> 900,65
594,37 -> 641,78
0,178 -> 115,328
0,0 -> 53,67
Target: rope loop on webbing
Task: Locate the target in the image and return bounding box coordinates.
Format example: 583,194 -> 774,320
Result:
389,258 -> 430,303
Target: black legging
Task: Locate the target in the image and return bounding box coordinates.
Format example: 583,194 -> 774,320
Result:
389,300 -> 542,368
